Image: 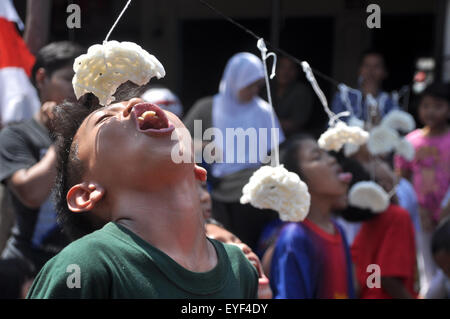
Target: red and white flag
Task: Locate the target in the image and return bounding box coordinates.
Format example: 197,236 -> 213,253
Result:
0,0 -> 40,126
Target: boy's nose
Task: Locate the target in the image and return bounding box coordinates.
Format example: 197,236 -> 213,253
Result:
122,98 -> 144,117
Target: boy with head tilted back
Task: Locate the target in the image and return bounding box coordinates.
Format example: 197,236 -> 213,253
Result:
26,91 -> 258,298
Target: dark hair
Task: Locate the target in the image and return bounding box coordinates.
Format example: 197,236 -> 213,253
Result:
420,82 -> 450,104
431,216 -> 450,255
52,83 -> 148,240
333,154 -> 378,222
31,41 -> 85,87
280,134 -> 314,181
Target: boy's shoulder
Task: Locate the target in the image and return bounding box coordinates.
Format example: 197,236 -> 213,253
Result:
213,239 -> 256,274
275,222 -> 313,252
213,239 -> 258,298
27,224 -> 118,298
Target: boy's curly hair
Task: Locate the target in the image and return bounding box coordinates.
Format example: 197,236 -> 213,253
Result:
52,83 -> 147,241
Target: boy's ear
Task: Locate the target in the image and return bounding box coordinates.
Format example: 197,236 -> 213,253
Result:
67,182 -> 105,213
194,165 -> 207,182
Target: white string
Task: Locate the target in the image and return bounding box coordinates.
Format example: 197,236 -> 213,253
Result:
257,38 -> 279,167
103,0 -> 133,44
301,61 -> 349,126
338,84 -> 354,115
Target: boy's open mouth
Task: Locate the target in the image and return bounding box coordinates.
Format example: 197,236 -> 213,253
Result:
132,103 -> 175,135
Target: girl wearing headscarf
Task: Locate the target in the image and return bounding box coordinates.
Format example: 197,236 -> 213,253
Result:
184,52 -> 285,249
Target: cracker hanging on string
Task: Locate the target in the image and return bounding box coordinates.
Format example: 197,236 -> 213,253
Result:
318,121 -> 369,152
239,39 -> 311,222
72,41 -> 165,106
348,181 -> 389,213
240,165 -> 311,222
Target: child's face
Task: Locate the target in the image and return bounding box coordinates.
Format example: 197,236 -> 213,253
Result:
238,79 -> 264,103
38,65 -> 76,104
359,54 -> 386,85
418,95 -> 450,129
434,250 -> 450,278
73,98 -> 195,194
297,139 -> 351,197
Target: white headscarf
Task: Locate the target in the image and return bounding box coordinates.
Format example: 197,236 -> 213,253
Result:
212,52 -> 285,178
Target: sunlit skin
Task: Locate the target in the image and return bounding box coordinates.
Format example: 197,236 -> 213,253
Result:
66,98 -> 219,273
297,139 -> 350,199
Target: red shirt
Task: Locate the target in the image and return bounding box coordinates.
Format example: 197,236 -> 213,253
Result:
351,205 -> 417,299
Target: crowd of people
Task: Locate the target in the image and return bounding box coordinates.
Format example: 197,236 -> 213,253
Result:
0,15 -> 449,299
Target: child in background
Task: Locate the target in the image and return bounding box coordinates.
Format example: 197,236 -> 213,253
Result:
396,82 -> 450,228
395,82 -> 450,295
269,135 -> 355,299
0,42 -> 84,298
196,180 -> 272,299
346,160 -> 417,299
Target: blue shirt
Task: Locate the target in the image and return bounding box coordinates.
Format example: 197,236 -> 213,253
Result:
331,89 -> 399,123
270,220 -> 355,299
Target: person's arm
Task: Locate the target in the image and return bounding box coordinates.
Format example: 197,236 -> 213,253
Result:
381,277 -> 414,299
23,0 -> 51,55
7,145 -> 57,208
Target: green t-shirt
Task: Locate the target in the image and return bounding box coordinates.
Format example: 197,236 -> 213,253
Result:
26,222 -> 258,299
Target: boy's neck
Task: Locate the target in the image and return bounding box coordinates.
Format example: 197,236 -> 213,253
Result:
422,125 -> 449,137
112,177 -> 217,272
306,194 -> 335,234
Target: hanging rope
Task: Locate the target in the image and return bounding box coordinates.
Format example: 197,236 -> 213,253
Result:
256,38 -> 279,167
104,0 -> 133,44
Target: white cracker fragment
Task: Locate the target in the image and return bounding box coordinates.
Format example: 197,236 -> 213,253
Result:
367,125 -> 399,155
72,41 -> 166,106
240,165 -> 311,222
381,110 -> 416,133
348,181 -> 389,213
318,121 -> 369,152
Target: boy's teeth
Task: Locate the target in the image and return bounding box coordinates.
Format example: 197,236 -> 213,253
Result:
143,111 -> 156,118
138,111 -> 157,121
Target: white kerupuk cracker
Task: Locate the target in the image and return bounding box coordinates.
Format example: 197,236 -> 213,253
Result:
240,165 -> 311,222
348,181 -> 389,213
72,41 -> 165,106
318,121 -> 369,152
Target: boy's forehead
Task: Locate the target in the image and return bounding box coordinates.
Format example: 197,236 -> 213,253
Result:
75,101 -> 128,137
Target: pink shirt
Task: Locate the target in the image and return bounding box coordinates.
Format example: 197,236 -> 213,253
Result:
395,129 -> 450,221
